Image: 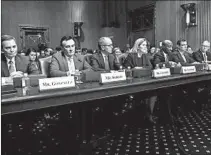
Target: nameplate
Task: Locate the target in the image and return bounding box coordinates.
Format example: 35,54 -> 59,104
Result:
39,76 -> 75,91
100,72 -> 126,84
1,77 -> 13,86
152,68 -> 171,78
180,66 -> 196,74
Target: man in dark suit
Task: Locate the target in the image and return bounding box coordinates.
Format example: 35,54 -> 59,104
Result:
49,36 -> 92,77
172,39 -> 198,65
1,35 -> 30,77
193,40 -> 211,63
91,37 -> 120,71
153,40 -> 176,68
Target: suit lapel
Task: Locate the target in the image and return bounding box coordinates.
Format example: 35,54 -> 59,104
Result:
73,54 -> 81,70
1,55 -> 9,77
99,53 -> 105,68
61,52 -> 69,71
178,52 -> 185,63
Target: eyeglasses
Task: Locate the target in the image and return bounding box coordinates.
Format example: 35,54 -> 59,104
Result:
202,45 -> 210,48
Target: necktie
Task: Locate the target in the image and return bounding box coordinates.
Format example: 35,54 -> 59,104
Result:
9,60 -> 15,74
164,52 -> 168,62
104,55 -> 110,70
203,53 -> 207,62
68,57 -> 75,73
181,53 -> 187,63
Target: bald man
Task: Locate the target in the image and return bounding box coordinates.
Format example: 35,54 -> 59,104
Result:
152,40 -> 176,68
193,40 -> 211,63
91,37 -> 120,71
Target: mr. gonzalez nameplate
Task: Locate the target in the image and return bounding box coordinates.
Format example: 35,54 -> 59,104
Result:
39,76 -> 75,91
180,66 -> 196,74
100,72 -> 126,84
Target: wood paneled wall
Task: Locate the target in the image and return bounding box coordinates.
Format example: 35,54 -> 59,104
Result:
1,1 -> 101,50
155,0 -> 211,51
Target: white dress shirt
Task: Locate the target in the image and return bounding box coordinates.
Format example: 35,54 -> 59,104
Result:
65,55 -> 75,73
6,57 -> 16,72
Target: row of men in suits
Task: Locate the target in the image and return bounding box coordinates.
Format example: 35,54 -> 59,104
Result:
1,34 -> 210,78
152,39 -> 211,68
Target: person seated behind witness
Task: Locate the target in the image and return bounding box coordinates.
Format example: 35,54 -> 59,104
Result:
1,35 -> 34,77
91,37 -> 120,71
147,47 -> 156,62
172,39 -> 199,65
113,47 -> 122,57
186,45 -> 194,58
193,40 -> 211,63
55,46 -> 62,53
84,49 -> 94,65
25,48 -> 41,75
82,48 -> 88,55
123,38 -> 157,124
153,40 -> 177,68
49,36 -> 92,77
44,47 -> 53,57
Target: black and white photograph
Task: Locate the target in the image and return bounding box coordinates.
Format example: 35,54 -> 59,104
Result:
1,0 -> 211,155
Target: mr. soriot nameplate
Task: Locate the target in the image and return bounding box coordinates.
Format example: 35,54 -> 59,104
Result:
180,66 -> 196,74
152,68 -> 171,78
39,76 -> 75,91
100,72 -> 126,84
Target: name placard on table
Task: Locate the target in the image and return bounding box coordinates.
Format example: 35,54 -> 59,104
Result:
100,71 -> 126,84
180,66 -> 196,74
39,76 -> 75,91
152,68 -> 171,78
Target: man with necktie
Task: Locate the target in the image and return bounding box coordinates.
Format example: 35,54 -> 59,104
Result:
1,35 -> 30,77
172,39 -> 198,65
49,36 -> 92,77
91,37 -> 120,71
193,40 -> 211,63
153,40 -> 177,68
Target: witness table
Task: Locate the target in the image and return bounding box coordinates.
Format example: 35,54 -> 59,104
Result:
2,71 -> 211,115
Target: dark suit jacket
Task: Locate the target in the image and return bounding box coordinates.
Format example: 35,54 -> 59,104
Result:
91,52 -> 120,71
49,51 -> 92,77
152,50 -> 173,68
192,49 -> 211,63
123,53 -> 152,69
172,49 -> 195,65
1,54 -> 29,77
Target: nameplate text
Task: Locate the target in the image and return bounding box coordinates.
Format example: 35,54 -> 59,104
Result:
180,66 -> 196,74
39,76 -> 75,91
152,68 -> 171,78
100,72 -> 126,83
208,64 -> 211,70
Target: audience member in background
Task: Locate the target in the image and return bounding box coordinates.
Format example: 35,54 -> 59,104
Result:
153,40 -> 176,68
91,37 -> 120,71
193,40 -> 211,63
147,47 -> 156,62
82,48 -> 88,55
49,36 -> 91,77
44,47 -> 53,57
123,38 -> 157,124
113,47 -> 122,59
172,39 -> 199,65
84,49 -> 93,65
25,48 -> 41,75
125,43 -> 131,53
186,45 -> 194,58
55,46 -> 62,53
1,35 -> 31,77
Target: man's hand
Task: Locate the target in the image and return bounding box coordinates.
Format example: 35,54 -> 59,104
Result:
10,71 -> 23,78
169,61 -> 177,66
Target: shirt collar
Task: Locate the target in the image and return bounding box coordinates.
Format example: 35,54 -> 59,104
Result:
6,56 -> 15,64
65,55 -> 73,61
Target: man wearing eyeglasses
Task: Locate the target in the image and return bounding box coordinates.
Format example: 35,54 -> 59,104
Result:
193,40 -> 211,63
91,37 -> 120,71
